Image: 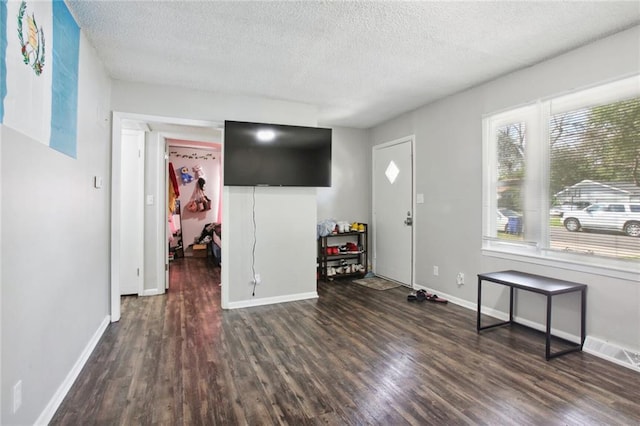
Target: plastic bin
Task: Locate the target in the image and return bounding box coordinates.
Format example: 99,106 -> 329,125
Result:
506,217 -> 522,234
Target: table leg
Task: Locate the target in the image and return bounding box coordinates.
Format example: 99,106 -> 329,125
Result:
477,277 -> 482,332
545,295 -> 552,360
509,286 -> 514,323
580,288 -> 586,348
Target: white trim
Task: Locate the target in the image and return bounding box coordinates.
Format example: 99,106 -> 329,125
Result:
371,135 -> 416,286
152,131 -> 167,296
0,125 -> 3,423
226,291 -> 318,310
221,187 -> 229,309
511,315 -> 580,344
164,133 -> 221,146
117,112 -> 223,130
110,113 -> 122,322
550,75 -> 640,114
482,73 -> 640,119
35,316 -> 110,426
165,139 -> 170,291
136,130 -> 145,296
220,128 -> 228,309
482,247 -> 640,282
142,289 -> 162,297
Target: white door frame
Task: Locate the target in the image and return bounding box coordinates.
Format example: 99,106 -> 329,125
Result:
371,135 -> 417,287
110,111 -> 220,322
165,139 -> 169,291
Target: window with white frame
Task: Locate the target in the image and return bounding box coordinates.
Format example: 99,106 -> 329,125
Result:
483,76 -> 640,274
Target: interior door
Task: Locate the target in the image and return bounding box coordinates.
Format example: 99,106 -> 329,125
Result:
373,138 -> 413,286
119,129 -> 145,295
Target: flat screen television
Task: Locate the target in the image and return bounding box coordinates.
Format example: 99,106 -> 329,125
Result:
223,120 -> 332,187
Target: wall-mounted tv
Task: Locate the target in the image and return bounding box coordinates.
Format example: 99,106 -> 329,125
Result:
223,120 -> 332,187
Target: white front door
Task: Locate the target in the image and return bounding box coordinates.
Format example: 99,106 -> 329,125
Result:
373,137 -> 413,286
119,129 -> 145,295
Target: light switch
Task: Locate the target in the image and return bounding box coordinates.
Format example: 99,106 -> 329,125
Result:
94,176 -> 103,189
417,193 -> 424,204
146,195 -> 154,205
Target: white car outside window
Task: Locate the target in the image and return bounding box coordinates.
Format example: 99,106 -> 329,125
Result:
549,202 -> 591,218
563,203 -> 640,237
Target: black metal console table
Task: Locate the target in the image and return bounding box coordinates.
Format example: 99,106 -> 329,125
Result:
477,270 -> 587,360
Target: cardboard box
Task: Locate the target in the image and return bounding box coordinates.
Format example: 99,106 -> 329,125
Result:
192,244 -> 208,258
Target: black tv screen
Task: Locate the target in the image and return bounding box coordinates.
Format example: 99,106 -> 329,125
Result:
223,120 -> 332,187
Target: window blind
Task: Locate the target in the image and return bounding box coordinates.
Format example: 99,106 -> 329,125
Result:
548,97 -> 640,260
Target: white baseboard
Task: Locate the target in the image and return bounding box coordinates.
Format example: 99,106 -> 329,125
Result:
35,315 -> 110,426
227,291 -> 318,309
413,284 -> 638,372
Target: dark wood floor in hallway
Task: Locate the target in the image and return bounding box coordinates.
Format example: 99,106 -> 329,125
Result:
51,257 -> 640,425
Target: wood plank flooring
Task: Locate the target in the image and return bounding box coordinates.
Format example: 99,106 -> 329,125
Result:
51,258 -> 640,425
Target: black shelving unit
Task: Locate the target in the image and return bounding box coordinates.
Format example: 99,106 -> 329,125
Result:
317,224 -> 368,280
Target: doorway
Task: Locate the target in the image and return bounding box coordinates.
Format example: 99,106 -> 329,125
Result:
111,112 -> 222,322
168,143 -> 222,251
372,136 -> 415,287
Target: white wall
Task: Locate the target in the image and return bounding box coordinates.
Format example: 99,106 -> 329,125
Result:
111,80 -> 319,126
317,126 -> 371,226
371,26 -> 640,354
224,186 -> 318,306
1,33 -> 112,425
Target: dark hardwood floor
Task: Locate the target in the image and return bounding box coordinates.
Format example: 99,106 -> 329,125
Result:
51,258 -> 640,425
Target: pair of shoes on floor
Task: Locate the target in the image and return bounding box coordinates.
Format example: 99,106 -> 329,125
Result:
425,293 -> 448,303
407,289 -> 448,304
407,289 -> 427,302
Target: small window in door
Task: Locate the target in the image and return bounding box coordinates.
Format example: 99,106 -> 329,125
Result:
385,160 -> 400,184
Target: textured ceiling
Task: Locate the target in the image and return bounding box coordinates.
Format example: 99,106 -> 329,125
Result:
67,1 -> 640,129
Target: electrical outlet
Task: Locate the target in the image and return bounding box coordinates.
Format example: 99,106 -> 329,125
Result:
433,266 -> 439,276
13,380 -> 22,413
456,272 -> 465,285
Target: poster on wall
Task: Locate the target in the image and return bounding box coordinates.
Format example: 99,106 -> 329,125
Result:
0,0 -> 80,158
